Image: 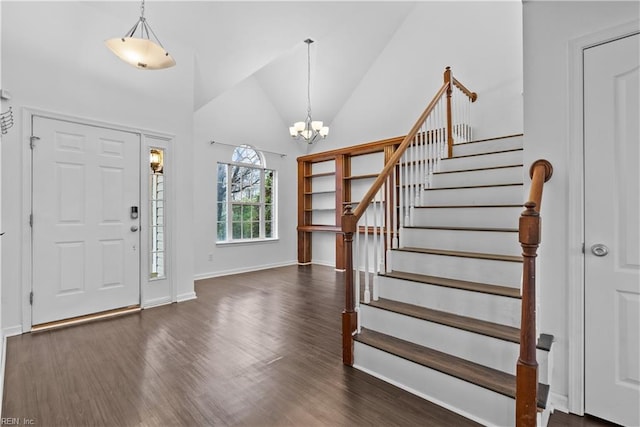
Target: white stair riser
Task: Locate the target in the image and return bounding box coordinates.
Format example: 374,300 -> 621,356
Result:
423,184 -> 523,206
391,250 -> 522,288
413,206 -> 522,228
430,166 -> 523,188
440,149 -> 523,172
360,305 -> 549,377
401,228 -> 520,257
354,342 -> 516,427
452,136 -> 523,157
377,275 -> 521,328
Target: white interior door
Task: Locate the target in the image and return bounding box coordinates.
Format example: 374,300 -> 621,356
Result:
32,116 -> 141,325
584,33 -> 639,427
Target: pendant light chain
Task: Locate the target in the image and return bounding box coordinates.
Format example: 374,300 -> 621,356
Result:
288,38 -> 329,143
306,40 -> 312,117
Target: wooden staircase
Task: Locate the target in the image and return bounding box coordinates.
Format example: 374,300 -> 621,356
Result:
351,134 -> 555,426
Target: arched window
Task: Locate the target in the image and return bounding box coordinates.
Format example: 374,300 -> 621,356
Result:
217,145 -> 276,242
231,145 -> 263,166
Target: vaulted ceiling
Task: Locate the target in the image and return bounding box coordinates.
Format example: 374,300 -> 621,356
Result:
83,1 -> 417,127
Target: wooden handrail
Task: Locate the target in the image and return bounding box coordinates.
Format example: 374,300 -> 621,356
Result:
340,67 -> 477,366
350,83 -> 449,222
516,159 -> 553,426
527,160 -> 553,212
452,77 -> 478,102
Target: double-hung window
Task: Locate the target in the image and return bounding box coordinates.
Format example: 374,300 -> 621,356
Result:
217,145 -> 276,242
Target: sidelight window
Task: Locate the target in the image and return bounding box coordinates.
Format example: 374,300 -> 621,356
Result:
149,148 -> 165,279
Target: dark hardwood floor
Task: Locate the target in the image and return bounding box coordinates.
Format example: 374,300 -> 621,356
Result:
2,265 -> 618,426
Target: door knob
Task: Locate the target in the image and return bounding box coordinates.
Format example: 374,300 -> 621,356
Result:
590,244 -> 609,257
131,225 -> 139,232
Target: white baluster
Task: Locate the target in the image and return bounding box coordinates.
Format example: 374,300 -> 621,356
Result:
372,196 -> 378,275
355,215 -> 361,332
439,96 -> 446,161
419,123 -> 425,206
378,190 -> 386,273
430,114 -> 435,178
425,121 -> 429,191
468,96 -> 472,141
387,173 -> 400,273
453,85 -> 460,144
399,152 -> 404,228
386,176 -> 393,271
409,137 -> 415,226
374,189 -> 382,301
363,210 -> 370,304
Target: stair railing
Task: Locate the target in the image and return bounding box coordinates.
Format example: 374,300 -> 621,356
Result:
516,159 -> 553,426
341,66 -> 477,365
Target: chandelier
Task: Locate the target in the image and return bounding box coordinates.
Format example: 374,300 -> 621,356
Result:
105,0 -> 176,70
289,39 -> 329,144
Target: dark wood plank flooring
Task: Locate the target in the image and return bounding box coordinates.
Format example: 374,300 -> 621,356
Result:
2,265 -> 618,426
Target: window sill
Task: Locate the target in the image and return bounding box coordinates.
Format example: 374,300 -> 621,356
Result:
216,238 -> 279,247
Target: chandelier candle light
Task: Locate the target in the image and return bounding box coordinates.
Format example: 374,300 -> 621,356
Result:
290,39 -> 329,144
105,0 -> 176,70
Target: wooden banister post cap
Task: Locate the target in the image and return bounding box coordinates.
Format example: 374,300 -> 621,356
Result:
529,159 -> 553,182
342,205 -> 357,233
520,201 -> 541,245
522,201 -> 538,216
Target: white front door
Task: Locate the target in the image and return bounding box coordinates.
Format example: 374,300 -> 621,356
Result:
31,116 -> 141,325
584,33 -> 639,427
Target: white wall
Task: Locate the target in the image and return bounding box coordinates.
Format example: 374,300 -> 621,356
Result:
523,0 -> 639,411
1,2 -> 196,332
305,1 -> 523,267
192,76 -> 298,278
317,1 -> 523,154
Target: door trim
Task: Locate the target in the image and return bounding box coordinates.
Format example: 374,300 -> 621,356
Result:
21,108 -> 175,331
566,20 -> 640,415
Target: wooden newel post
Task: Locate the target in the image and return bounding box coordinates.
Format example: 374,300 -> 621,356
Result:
516,159 -> 552,426
444,66 -> 454,158
516,201 -> 540,427
342,205 -> 358,366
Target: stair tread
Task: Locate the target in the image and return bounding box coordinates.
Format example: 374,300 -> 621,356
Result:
453,133 -> 524,145
403,225 -> 518,233
380,270 -> 521,299
433,164 -> 523,175
443,147 -> 523,160
355,328 -> 549,409
366,298 -> 521,343
425,182 -> 523,191
395,247 -> 522,263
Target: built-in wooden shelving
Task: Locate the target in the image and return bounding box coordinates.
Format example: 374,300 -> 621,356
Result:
297,136 -> 404,268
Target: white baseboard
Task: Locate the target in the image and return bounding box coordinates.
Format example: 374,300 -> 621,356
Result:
309,260 -> 336,269
193,260 -> 298,281
142,296 -> 172,309
550,391 -> 569,414
176,291 -> 197,303
1,330 -> 6,417
3,326 -> 23,338
0,326 -> 21,417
